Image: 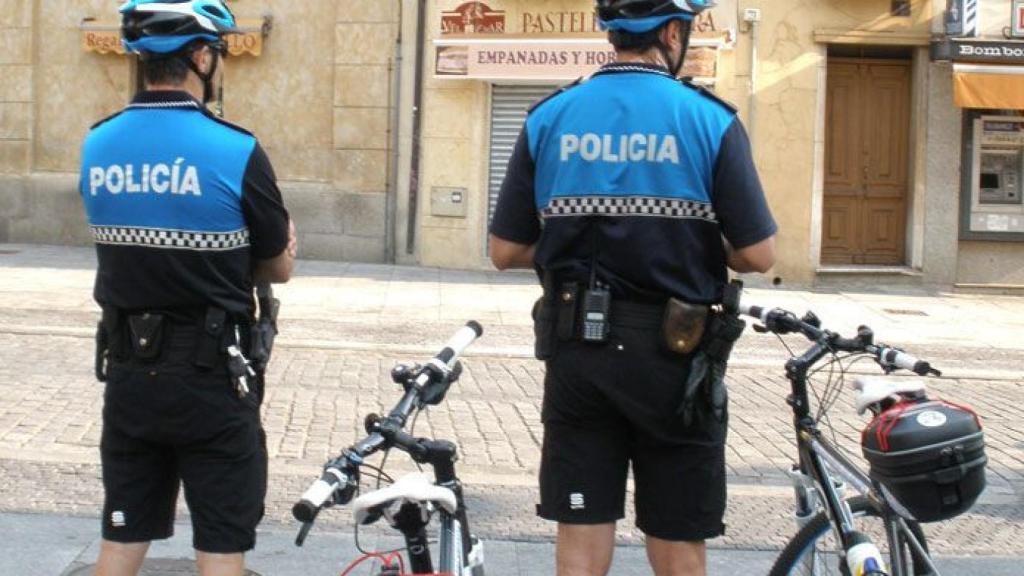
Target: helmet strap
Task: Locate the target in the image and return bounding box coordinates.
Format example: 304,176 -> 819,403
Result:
180,46 -> 219,104
657,19 -> 692,78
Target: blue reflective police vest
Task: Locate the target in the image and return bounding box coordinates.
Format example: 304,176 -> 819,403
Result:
80,91 -> 262,317
525,64 -> 743,304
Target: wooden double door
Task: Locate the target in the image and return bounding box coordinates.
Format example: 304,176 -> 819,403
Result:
822,58 -> 912,265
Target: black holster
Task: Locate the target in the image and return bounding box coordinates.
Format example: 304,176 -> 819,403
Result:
249,284 -> 280,374
533,274 -> 581,361
678,310 -> 747,427
95,307 -> 125,382
95,321 -> 109,382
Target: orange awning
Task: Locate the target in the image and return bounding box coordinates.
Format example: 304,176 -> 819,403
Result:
953,64 -> 1024,109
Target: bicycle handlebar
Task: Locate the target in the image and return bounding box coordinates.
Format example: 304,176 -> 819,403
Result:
291,321 -> 484,528
739,302 -> 940,377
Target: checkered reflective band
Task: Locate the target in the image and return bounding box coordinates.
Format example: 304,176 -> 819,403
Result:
542,196 -> 717,222
91,226 -> 250,251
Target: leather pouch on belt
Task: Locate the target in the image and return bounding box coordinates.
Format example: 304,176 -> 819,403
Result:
661,298 -> 708,355
127,313 -> 165,361
532,297 -> 557,361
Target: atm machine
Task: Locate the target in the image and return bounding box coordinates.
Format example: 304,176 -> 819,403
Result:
970,116 -> 1024,234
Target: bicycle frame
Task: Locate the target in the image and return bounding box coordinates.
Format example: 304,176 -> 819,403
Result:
784,343 -> 940,576
391,438 -> 480,575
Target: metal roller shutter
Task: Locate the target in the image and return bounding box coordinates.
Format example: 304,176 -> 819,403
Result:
487,84 -> 559,227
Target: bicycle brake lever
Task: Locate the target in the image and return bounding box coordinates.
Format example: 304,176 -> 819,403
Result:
753,324 -> 769,334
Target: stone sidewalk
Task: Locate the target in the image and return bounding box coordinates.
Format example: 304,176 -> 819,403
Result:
0,244 -> 1022,572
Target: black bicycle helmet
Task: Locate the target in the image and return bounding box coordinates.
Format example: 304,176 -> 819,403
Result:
596,0 -> 713,32
120,0 -> 238,103
121,0 -> 238,56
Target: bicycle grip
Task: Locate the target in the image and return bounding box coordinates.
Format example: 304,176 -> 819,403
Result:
434,321 -> 484,366
292,467 -> 348,523
879,347 -> 932,376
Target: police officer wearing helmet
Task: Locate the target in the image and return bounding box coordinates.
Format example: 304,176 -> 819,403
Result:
80,1 -> 296,575
489,0 -> 777,574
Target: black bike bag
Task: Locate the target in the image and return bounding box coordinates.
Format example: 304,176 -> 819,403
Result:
861,399 -> 987,523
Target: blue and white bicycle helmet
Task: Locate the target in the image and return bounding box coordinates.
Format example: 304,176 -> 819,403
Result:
120,0 -> 238,56
597,0 -> 714,33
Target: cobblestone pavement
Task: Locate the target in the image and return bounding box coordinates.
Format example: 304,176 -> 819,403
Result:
0,331 -> 1021,555
1,245 -> 1022,560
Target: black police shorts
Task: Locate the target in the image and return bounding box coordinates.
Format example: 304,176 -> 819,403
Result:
99,338 -> 267,553
537,325 -> 728,542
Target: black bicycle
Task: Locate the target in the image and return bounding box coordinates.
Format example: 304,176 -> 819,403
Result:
738,298 -> 986,576
292,321 -> 486,576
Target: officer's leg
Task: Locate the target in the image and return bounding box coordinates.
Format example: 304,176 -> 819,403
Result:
538,343 -> 630,576
557,523 -> 616,576
645,537 -> 706,576
95,540 -> 149,576
195,551 -> 245,576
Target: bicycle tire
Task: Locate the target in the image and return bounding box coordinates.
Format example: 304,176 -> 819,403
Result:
768,496 -> 932,576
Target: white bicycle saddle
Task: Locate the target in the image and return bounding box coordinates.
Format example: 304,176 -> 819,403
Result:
850,376 -> 927,415
352,472 -> 457,525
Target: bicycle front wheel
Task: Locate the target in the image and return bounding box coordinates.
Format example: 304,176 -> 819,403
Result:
768,496 -> 931,576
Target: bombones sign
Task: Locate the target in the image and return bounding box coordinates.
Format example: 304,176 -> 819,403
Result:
953,40 -> 1024,64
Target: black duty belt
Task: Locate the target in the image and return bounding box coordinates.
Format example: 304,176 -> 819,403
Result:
608,301 -> 666,329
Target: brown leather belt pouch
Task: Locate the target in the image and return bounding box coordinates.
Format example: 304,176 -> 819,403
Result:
662,298 -> 708,355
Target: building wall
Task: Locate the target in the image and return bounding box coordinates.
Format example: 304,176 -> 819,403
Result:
0,0 -> 33,243
750,0 -> 933,285
415,0 -> 744,270
952,0 -> 1024,287
0,0 -> 399,263
414,0 -> 944,286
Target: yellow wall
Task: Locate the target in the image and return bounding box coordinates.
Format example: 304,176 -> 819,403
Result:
0,0 -> 34,176
979,0 -> 1015,37
417,0 -> 744,269
746,0 -> 932,284
416,0 -> 935,282
0,0 -> 399,261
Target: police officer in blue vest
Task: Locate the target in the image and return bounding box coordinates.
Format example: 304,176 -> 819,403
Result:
489,1 -> 777,574
79,2 -> 295,575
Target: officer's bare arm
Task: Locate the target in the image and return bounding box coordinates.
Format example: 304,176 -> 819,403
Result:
254,219 -> 297,283
726,235 -> 776,274
489,234 -> 536,270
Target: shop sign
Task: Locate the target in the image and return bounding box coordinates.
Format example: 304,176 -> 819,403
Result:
952,40 -> 1024,64
442,2 -> 507,34
82,28 -> 126,55
1013,0 -> 1024,38
435,39 -> 718,81
440,0 -> 736,45
946,0 -> 979,37
80,18 -> 270,57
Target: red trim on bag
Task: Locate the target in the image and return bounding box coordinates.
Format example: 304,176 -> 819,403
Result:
875,401 -> 916,452
868,399 -> 983,453
937,398 -> 983,430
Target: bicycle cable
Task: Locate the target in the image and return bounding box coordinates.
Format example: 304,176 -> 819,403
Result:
409,407 -> 425,473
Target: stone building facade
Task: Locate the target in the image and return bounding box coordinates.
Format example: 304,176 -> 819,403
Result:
2,0 -> 1023,290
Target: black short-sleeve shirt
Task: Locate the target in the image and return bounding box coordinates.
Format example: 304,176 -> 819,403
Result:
490,63 -> 776,304
80,91 -> 289,319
